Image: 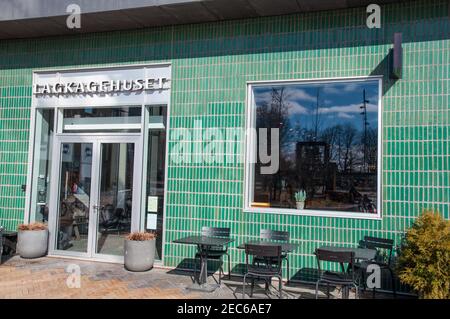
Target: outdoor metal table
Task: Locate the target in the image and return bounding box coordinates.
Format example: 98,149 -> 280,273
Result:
237,240 -> 299,253
318,245 -> 376,261
173,235 -> 234,292
316,245 -> 377,298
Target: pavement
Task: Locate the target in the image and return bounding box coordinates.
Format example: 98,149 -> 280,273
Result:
0,255 -> 397,299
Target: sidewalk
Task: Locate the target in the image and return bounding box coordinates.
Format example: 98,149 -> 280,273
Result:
0,256 -> 395,299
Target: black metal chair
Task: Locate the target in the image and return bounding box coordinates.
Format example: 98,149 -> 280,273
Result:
242,244 -> 283,299
194,227 -> 231,284
258,229 -> 291,282
314,248 -> 359,299
0,226 -> 3,263
356,236 -> 396,298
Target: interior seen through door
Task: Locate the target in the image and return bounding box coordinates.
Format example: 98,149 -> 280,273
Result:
97,143 -> 134,256
57,142 -> 92,252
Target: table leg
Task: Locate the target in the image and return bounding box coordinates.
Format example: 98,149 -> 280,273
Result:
186,245 -> 220,292
0,235 -> 3,264
342,286 -> 349,299
198,250 -> 208,285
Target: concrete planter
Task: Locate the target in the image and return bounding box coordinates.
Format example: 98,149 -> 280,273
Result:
17,229 -> 48,259
124,239 -> 156,272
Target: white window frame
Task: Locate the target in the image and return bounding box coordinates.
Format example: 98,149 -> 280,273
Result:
244,76 -> 383,220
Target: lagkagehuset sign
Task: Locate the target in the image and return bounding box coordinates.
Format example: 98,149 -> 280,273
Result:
33,77 -> 170,95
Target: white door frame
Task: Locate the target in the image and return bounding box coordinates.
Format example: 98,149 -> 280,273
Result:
47,134 -> 142,263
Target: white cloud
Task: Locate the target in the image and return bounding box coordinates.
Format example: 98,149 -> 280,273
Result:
253,87 -> 313,115
322,86 -> 340,94
285,87 -> 316,102
342,83 -> 360,92
322,83 -> 365,95
337,112 -> 355,119
289,101 -> 309,115
320,103 -> 378,115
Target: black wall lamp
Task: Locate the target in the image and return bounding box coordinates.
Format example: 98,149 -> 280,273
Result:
390,32 -> 403,79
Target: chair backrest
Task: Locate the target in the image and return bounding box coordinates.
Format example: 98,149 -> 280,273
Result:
245,244 -> 282,272
363,236 -> 394,250
315,248 -> 355,275
245,243 -> 281,258
363,236 -> 394,264
201,226 -> 230,238
260,229 -> 289,241
315,248 -> 354,264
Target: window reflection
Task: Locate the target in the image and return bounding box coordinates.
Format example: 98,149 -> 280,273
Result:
252,80 -> 379,214
57,143 -> 92,252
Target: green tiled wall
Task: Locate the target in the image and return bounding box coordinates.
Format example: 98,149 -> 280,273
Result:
0,0 -> 449,285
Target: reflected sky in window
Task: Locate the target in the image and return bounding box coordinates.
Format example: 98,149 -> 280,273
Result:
254,81 -> 378,128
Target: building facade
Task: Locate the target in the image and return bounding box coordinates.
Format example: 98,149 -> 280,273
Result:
0,0 -> 449,284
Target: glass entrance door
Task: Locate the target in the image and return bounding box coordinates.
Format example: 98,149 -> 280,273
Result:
56,142 -> 93,254
50,136 -> 141,261
94,142 -> 135,257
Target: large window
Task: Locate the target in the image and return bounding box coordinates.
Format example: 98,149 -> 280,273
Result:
246,78 -> 381,218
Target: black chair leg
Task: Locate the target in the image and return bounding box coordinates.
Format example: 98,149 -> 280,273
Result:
353,283 -> 359,299
315,280 -> 321,299
327,283 -> 330,298
250,278 -> 255,297
388,267 -> 396,298
242,274 -> 248,299
360,269 -> 366,292
285,258 -> 290,284
193,258 -> 198,283
227,253 -> 231,280
277,275 -> 283,299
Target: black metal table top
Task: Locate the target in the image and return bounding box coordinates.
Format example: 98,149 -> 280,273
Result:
0,230 -> 17,237
237,240 -> 299,253
173,235 -> 233,247
317,245 -> 377,261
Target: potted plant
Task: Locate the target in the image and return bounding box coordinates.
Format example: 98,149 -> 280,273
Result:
124,232 -> 156,272
397,210 -> 450,299
17,222 -> 48,258
294,190 -> 307,209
